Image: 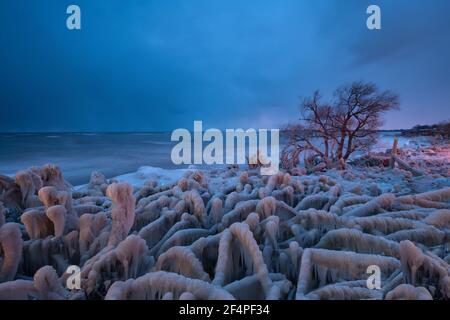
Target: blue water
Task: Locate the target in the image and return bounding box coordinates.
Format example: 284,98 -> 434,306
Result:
0,133 -> 178,185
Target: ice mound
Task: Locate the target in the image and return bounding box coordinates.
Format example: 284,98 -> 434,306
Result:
1,146 -> 450,300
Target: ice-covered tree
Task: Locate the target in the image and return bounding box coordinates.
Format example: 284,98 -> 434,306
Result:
281,81 -> 399,169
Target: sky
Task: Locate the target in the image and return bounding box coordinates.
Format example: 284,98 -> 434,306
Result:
0,0 -> 449,132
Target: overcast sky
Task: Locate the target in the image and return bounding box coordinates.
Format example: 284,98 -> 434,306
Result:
1,0 -> 449,132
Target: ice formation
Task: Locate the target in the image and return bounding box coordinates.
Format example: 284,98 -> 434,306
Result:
0,142 -> 449,300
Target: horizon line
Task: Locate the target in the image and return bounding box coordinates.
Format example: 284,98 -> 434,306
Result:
0,129 -> 412,135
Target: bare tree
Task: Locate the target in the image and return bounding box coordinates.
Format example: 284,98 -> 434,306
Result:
281,82 -> 400,170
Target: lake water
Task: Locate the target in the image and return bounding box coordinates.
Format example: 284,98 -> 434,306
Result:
0,131 -> 428,185
0,133 -> 178,185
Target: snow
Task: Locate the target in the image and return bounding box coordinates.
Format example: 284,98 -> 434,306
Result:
369,132 -> 432,153
113,166 -> 189,188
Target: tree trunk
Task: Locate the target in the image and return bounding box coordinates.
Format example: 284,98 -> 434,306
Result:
389,137 -> 398,168
343,134 -> 354,160
337,128 -> 346,160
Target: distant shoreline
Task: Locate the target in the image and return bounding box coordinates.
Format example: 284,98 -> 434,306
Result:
0,129 -> 407,135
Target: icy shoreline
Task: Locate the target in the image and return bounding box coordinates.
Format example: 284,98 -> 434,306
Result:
0,131 -> 434,186
1,141 -> 450,300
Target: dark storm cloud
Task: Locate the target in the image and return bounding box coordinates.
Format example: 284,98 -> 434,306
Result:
0,0 -> 449,132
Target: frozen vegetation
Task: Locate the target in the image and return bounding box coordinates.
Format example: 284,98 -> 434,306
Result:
0,139 -> 450,300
